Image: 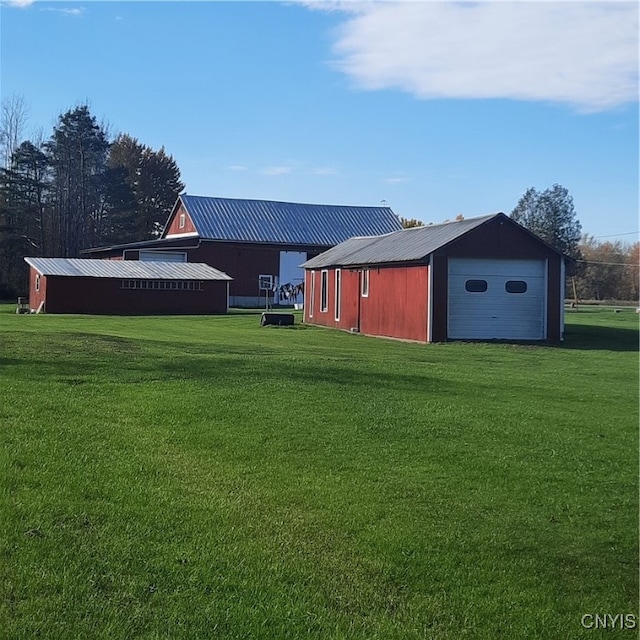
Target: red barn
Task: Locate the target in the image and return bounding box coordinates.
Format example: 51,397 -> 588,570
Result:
24,258 -> 231,315
302,213 -> 566,343
82,194 -> 402,307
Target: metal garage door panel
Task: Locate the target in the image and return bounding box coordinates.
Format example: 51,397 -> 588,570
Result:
448,258 -> 546,340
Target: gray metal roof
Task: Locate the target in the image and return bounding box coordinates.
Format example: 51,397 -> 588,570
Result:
24,257 -> 232,280
171,194 -> 403,246
301,214 -> 499,268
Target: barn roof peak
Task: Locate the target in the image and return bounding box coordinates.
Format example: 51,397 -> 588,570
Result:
164,194 -> 403,246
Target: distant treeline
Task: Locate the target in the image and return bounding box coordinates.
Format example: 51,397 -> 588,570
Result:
571,237 -> 638,302
0,100 -> 184,297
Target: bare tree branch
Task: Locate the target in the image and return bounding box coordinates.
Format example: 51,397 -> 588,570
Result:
0,94 -> 30,169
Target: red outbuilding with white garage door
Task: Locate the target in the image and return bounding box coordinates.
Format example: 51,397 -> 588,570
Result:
302,213 -> 565,343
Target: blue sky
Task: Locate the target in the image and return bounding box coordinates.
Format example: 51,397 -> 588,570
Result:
1,0 -> 638,240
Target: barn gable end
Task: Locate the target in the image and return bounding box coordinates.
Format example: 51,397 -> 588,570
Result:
164,201 -> 198,238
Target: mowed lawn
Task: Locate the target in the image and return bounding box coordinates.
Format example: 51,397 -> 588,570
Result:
1,305 -> 637,639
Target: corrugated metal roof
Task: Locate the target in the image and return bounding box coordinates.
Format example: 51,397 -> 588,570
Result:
24,257 -> 232,280
301,214 -> 499,268
173,194 -> 403,246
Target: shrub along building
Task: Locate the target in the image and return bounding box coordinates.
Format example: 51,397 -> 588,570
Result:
82,194 -> 402,307
302,213 -> 566,343
24,257 -> 232,315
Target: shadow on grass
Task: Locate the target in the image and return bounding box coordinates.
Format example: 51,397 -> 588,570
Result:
8,355 -> 456,395
561,324 -> 638,352
3,333 -> 450,395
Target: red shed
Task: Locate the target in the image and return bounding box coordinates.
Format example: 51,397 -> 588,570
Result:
302,213 -> 566,343
24,257 -> 231,315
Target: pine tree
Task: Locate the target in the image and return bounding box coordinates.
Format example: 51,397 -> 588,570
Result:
109,134 -> 184,242
44,106 -> 110,256
0,141 -> 51,295
511,184 -> 582,263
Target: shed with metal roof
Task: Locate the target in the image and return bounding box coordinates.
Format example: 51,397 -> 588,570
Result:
24,257 -> 232,315
301,213 -> 566,343
83,194 -> 402,307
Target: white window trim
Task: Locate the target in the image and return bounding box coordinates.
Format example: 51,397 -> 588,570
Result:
320,269 -> 328,313
309,271 -> 315,317
35,274 -> 41,292
258,274 -> 274,291
361,269 -> 369,297
178,213 -> 186,229
334,269 -> 341,321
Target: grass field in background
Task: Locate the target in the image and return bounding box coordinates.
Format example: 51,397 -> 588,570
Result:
1,305 -> 637,639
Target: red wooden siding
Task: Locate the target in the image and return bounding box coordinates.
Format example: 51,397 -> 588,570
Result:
304,266 -> 429,342
361,266 -> 428,342
28,267 -> 46,311
30,272 -> 228,315
303,268 -> 359,330
336,269 -> 361,330
165,203 -> 197,236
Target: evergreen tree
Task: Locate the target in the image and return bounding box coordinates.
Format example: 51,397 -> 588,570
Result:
44,106 -> 110,256
511,184 -> 582,263
109,134 -> 184,241
0,141 -> 50,295
101,165 -> 137,245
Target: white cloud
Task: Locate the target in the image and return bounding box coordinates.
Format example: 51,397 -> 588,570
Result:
4,0 -> 36,7
227,164 -> 248,172
41,6 -> 84,16
261,166 -> 294,176
322,1 -> 638,112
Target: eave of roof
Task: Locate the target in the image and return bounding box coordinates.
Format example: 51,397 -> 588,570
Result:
24,257 -> 232,281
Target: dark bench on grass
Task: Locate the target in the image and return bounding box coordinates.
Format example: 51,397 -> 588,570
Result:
260,312 -> 294,327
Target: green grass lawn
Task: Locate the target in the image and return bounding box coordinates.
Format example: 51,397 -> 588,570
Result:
1,305 -> 637,639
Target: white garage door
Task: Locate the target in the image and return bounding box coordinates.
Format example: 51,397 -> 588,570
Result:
448,258 -> 546,340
